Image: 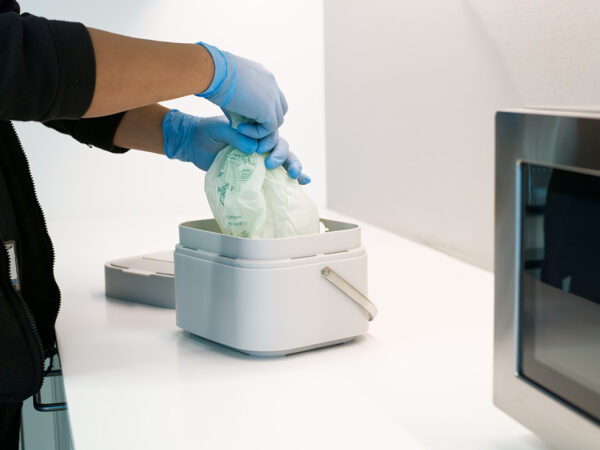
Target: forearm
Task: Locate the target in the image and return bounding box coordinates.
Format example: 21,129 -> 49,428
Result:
112,103 -> 169,154
85,28 -> 213,118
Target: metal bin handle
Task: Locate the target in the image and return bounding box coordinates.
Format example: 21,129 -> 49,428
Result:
321,266 -> 377,321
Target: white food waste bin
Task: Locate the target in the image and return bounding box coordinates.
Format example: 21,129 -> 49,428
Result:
175,218 -> 377,356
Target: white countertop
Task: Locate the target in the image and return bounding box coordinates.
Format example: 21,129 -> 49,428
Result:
50,210 -> 552,450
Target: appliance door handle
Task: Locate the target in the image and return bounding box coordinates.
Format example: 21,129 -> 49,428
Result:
321,266 -> 377,321
33,369 -> 67,412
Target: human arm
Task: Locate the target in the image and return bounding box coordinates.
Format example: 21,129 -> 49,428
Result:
43,105 -> 168,155
84,29 -> 214,118
112,105 -> 310,184
0,5 -> 301,177
87,32 -> 288,138
0,11 -> 212,122
0,10 -> 286,140
43,113 -> 128,153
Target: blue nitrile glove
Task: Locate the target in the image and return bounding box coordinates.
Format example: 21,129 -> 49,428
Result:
196,42 -> 288,140
259,132 -> 311,185
163,110 -> 310,184
162,109 -> 257,171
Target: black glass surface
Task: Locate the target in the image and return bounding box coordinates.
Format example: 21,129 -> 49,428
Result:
519,162 -> 600,424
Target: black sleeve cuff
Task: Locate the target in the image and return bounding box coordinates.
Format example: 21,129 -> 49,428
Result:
43,112 -> 129,153
43,19 -> 96,119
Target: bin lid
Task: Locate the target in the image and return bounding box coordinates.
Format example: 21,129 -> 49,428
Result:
178,218 -> 361,260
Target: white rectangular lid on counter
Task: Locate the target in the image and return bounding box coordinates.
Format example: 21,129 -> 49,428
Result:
104,251 -> 175,309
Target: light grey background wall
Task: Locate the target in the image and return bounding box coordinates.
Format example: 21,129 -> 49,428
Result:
324,0 -> 600,269
14,0 -> 325,222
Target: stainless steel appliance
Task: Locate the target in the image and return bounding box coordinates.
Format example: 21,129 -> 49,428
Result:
494,108 -> 600,449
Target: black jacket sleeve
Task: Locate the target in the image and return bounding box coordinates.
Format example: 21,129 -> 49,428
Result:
43,114 -> 129,153
0,11 -> 95,121
0,7 -> 129,152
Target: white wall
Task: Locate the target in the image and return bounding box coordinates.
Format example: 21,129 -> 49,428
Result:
324,0 -> 600,270
14,0 -> 325,222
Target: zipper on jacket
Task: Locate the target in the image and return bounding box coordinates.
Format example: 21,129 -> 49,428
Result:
9,121 -> 61,329
0,229 -> 44,369
7,121 -> 62,388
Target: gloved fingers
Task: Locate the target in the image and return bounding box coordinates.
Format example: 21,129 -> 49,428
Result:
257,129 -> 279,154
279,88 -> 288,116
265,137 -> 289,170
213,120 -> 258,154
237,122 -> 274,140
275,97 -> 284,130
283,151 -> 302,180
194,153 -> 218,172
237,94 -> 283,139
297,173 -> 311,185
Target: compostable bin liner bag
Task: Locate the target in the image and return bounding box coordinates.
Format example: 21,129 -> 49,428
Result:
204,116 -> 319,239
